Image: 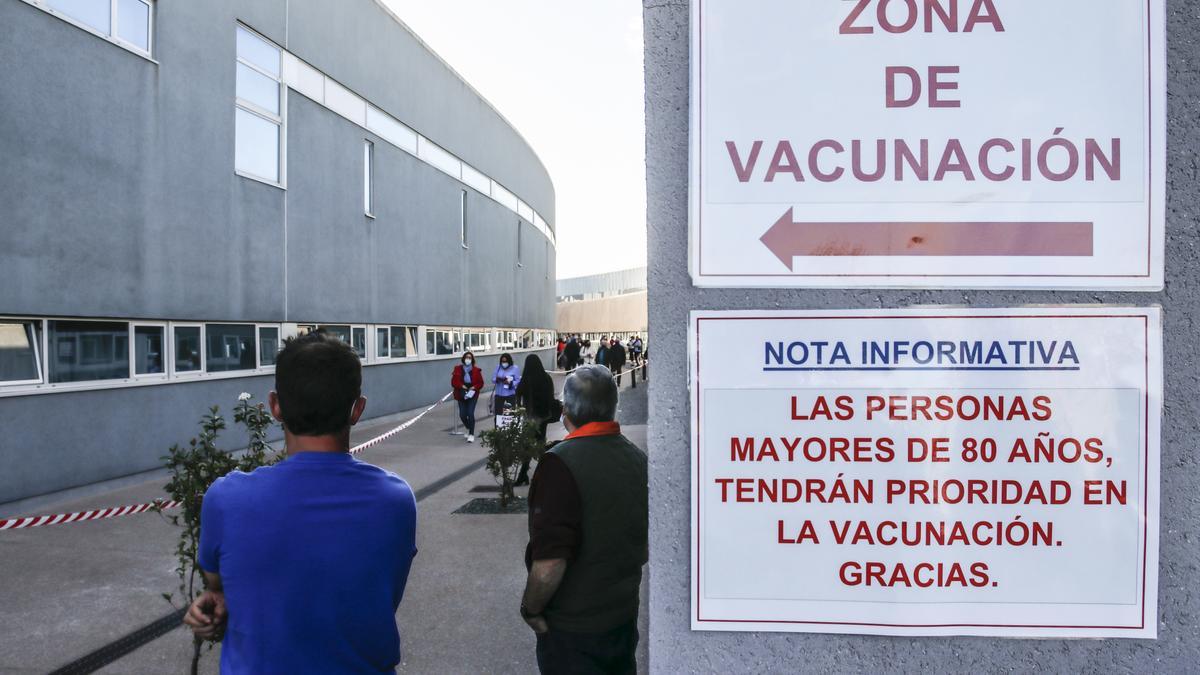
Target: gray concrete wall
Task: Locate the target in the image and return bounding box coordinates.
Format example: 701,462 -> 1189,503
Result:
0,0 -> 554,324
643,1 -> 1200,672
0,0 -> 555,504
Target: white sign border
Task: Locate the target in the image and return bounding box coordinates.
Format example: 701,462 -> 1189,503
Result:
687,0 -> 1167,290
688,306 -> 1163,638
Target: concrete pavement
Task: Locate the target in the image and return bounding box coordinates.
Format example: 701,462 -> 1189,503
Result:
0,372 -> 649,674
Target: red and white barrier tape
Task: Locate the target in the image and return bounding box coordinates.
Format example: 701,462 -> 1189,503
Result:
350,392 -> 452,455
0,392 -> 456,531
0,499 -> 182,531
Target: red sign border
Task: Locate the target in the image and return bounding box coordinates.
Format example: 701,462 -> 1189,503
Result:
694,0 -> 1157,281
693,313 -> 1151,630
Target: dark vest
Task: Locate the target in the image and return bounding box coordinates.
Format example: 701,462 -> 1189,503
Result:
545,431 -> 648,633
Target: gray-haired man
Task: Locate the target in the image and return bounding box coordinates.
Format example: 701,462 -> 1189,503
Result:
519,365 -> 648,674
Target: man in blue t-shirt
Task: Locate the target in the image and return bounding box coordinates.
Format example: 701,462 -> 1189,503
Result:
184,332 -> 417,674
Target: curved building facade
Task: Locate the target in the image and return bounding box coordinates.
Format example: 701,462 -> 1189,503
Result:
0,0 -> 557,504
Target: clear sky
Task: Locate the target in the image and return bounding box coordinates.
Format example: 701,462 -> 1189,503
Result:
382,0 -> 647,280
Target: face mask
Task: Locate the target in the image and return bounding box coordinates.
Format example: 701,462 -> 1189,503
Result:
464,359 -> 473,367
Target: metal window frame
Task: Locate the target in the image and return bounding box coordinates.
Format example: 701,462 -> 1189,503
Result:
460,189 -> 469,249
24,0 -> 155,60
516,219 -> 524,268
256,323 -> 281,371
352,325 -> 368,359
373,326 -> 390,362
388,325 -> 418,360
364,139 -> 375,217
0,318 -> 46,387
234,23 -> 286,188
169,322 -> 205,378
129,321 -> 168,379
111,0 -> 153,55
202,322 -> 259,374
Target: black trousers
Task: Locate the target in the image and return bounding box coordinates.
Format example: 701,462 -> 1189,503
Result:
518,419 -> 550,483
535,621 -> 638,675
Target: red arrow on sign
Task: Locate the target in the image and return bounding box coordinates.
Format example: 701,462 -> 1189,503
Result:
759,208 -> 1094,271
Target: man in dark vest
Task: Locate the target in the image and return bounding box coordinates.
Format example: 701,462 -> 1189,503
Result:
519,365 -> 648,674
607,338 -> 628,386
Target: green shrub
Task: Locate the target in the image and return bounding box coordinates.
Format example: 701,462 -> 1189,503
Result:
156,393 -> 283,673
479,408 -> 544,507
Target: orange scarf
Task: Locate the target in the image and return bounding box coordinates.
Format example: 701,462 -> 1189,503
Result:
564,421 -> 621,440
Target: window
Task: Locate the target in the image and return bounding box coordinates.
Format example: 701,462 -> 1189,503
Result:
48,320 -> 129,383
352,326 -> 367,358
115,0 -> 151,51
460,190 -> 468,248
43,0 -> 152,54
235,25 -> 283,184
425,329 -> 460,356
376,327 -> 389,359
317,324 -> 351,344
0,320 -> 43,385
173,325 -> 202,373
132,325 -> 165,375
464,330 -> 491,352
258,326 -> 280,367
516,220 -> 523,267
48,0 -> 109,32
363,140 -> 374,216
390,326 -> 416,359
205,324 -> 256,372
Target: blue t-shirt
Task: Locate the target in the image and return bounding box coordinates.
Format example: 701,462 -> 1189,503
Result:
198,452 -> 417,674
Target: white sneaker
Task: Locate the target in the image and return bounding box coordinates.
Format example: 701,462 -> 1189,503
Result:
466,434 -> 474,443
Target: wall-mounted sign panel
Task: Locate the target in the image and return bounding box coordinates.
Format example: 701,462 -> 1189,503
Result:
690,308 -> 1161,637
689,0 -> 1165,289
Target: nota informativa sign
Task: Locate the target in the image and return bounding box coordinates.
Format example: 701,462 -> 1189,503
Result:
689,308 -> 1161,637
688,0 -> 1165,288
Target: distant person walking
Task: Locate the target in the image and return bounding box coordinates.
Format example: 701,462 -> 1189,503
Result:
520,365 -> 648,674
452,351 -> 484,443
185,332 -> 417,673
556,337 -> 567,369
580,340 -> 593,365
494,352 -> 521,413
594,337 -> 609,370
563,337 -> 582,371
630,336 -> 644,366
515,353 -> 556,487
608,338 -> 628,386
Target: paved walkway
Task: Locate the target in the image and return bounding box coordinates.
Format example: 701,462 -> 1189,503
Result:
0,373 -> 649,674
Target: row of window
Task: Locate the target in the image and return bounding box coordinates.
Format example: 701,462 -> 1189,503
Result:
0,318 -> 555,393
25,0 -> 153,55
232,23 -> 555,248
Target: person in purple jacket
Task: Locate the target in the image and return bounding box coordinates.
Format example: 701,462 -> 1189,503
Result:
493,352 -> 522,413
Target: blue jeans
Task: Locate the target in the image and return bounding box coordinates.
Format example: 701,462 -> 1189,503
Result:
458,396 -> 478,434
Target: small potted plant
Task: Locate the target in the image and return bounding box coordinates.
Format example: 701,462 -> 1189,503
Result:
479,407 -> 544,508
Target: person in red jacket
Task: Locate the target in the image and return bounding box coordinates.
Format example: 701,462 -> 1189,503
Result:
452,351 -> 485,442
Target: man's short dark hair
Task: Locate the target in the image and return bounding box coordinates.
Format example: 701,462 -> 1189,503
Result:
562,365 -> 618,426
275,332 -> 362,436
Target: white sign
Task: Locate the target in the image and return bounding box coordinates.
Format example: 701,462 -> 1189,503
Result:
690,308 -> 1161,637
689,0 -> 1165,289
